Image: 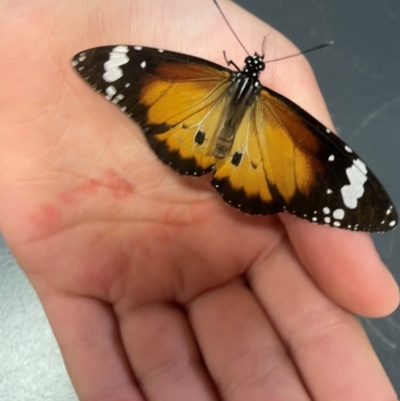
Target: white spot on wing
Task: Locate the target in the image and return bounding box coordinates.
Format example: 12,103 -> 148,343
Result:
324,217 -> 331,223
105,85 -> 117,99
340,158 -> 368,209
328,154 -> 335,162
333,209 -> 345,220
103,69 -> 122,82
134,46 -> 142,51
114,45 -> 129,53
389,220 -> 396,227
72,59 -> 79,67
327,189 -> 333,194
112,94 -> 125,104
103,46 -> 130,83
140,61 -> 146,68
323,207 -> 330,214
344,145 -> 353,153
353,158 -> 367,174
104,58 -> 128,70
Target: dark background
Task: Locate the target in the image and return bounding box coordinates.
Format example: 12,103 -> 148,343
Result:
236,0 -> 400,393
0,0 -> 399,399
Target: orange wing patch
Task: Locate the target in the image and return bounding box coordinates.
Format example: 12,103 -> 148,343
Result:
256,91 -> 322,202
141,64 -> 232,174
215,107 -> 273,199
211,88 -> 324,213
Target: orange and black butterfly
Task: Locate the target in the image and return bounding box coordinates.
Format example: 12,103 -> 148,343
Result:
71,43 -> 397,232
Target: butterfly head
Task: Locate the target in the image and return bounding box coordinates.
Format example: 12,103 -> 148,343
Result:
243,53 -> 265,78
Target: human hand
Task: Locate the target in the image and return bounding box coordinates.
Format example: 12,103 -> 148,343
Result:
0,1 -> 398,400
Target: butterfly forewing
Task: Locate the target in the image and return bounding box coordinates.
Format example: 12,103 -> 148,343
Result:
72,45 -> 398,232
261,87 -> 397,231
72,45 -> 231,175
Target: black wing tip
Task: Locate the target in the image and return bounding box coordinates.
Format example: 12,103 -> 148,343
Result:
375,204 -> 398,233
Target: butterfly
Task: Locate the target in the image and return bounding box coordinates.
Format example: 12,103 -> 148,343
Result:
71,44 -> 397,232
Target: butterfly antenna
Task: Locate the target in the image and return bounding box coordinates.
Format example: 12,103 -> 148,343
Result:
212,0 -> 250,56
265,41 -> 334,64
260,33 -> 271,57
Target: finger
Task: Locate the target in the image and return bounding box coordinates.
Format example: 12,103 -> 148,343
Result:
281,215 -> 399,316
118,302 -> 219,401
247,238 -> 397,401
188,280 -> 312,401
39,293 -> 145,401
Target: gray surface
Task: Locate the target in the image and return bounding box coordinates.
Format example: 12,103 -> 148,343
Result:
1,0 -> 399,399
0,237 -> 77,401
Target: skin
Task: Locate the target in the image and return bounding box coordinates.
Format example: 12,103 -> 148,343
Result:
0,0 -> 399,400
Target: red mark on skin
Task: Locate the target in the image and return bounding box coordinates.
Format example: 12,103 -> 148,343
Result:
60,179 -> 99,205
103,168 -> 134,199
28,203 -> 61,232
60,169 -> 134,205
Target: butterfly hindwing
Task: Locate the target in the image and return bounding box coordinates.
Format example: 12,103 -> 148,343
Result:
211,105 -> 284,215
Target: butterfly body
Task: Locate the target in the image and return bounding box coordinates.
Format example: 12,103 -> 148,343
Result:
72,45 -> 398,232
213,54 -> 264,159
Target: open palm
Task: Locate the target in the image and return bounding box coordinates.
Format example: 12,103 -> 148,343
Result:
0,0 -> 398,400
